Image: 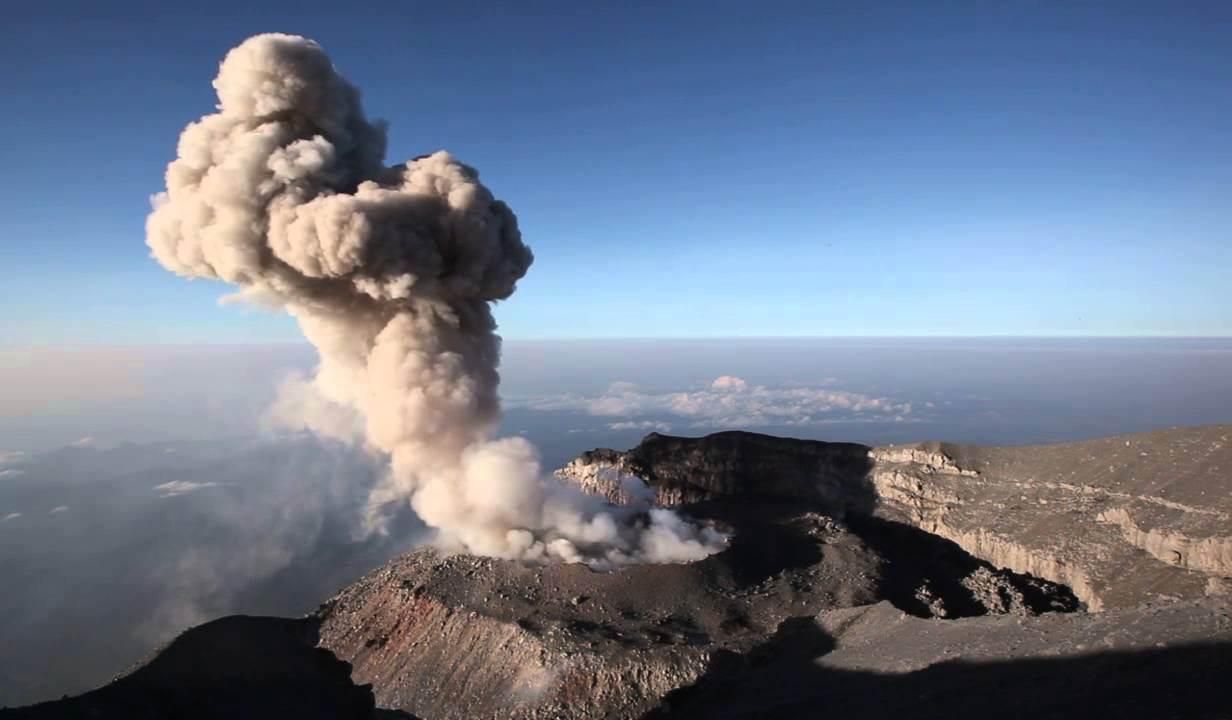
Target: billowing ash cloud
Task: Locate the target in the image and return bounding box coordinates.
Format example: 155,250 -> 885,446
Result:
147,34 -> 723,566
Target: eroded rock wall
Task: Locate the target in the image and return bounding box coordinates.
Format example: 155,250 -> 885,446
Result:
557,427 -> 1232,611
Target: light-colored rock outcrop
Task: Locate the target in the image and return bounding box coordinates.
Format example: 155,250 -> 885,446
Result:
869,427 -> 1232,610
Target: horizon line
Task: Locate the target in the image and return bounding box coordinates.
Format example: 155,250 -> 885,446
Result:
3,334 -> 1232,350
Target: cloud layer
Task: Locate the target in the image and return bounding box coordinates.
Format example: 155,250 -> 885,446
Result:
0,451 -> 26,465
154,481 -> 222,498
522,376 -> 914,429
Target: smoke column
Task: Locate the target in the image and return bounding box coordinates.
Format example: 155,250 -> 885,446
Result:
147,34 -> 724,566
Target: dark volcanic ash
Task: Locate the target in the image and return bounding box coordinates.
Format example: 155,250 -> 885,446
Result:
146,33 -> 724,566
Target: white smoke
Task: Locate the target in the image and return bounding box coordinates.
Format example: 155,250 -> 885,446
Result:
147,33 -> 724,567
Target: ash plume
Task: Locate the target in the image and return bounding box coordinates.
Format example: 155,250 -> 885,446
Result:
147,33 -> 724,566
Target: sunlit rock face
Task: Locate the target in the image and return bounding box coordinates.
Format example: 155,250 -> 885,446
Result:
15,427 -> 1230,719
561,427 -> 1232,611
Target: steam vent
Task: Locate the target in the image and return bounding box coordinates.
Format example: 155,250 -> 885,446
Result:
9,428 -> 1231,719
302,428 -> 1232,719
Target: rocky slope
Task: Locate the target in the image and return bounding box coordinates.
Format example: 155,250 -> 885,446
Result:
314,504 -> 1075,719
313,427 -> 1232,719
8,426 -> 1231,719
647,598 -> 1232,719
561,427 -> 1232,610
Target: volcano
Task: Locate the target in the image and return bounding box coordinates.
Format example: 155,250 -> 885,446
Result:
7,426 -> 1232,719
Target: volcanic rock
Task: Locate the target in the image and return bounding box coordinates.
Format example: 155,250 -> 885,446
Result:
314,427 -> 1231,719
9,426 -> 1231,719
562,427 -> 1232,610
647,598 -> 1232,719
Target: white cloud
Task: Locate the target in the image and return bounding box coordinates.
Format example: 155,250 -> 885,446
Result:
710,376 -> 747,391
0,469 -> 25,479
607,420 -> 673,432
154,480 -> 221,498
70,436 -> 97,448
518,376 -> 914,429
48,506 -> 69,514
1,513 -> 20,523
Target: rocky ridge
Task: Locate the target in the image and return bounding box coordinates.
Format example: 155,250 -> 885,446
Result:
7,427 -> 1231,719
560,427 -> 1232,610
310,428 -> 1232,719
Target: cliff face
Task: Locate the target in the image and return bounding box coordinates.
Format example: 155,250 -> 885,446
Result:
313,426 -> 1232,719
315,431 -> 1108,720
558,427 -> 1232,611
314,508 -> 1078,720
314,553 -> 729,720
558,432 -> 873,513
13,427 -> 1231,719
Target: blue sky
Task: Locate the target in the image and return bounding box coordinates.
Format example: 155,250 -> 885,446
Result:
2,0 -> 1230,342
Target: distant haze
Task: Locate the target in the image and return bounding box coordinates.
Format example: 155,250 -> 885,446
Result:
3,338 -> 1229,457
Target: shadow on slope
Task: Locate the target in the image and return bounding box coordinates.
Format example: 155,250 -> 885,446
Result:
670,430 -> 1078,619
0,616 -> 418,720
846,516 -> 1083,617
686,499 -> 830,588
644,615 -> 1232,719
